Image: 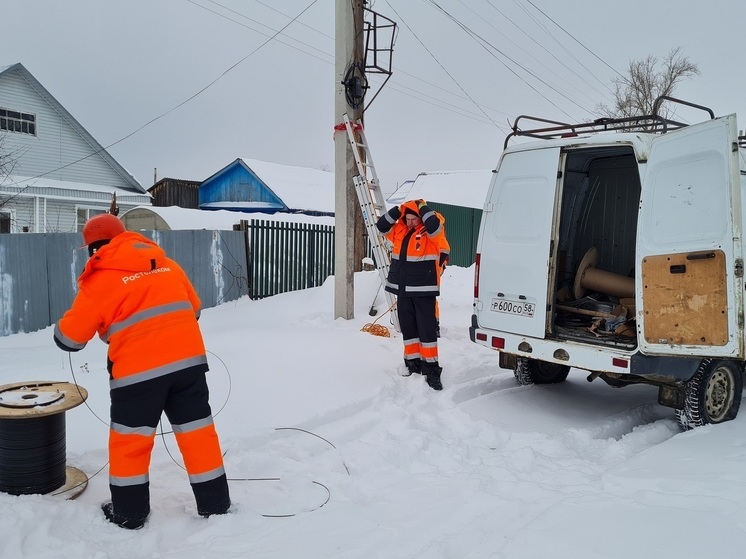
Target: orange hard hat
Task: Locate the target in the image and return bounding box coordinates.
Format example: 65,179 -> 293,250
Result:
82,213 -> 125,246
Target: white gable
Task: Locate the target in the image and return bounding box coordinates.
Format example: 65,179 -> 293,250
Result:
0,63 -> 144,192
0,63 -> 149,233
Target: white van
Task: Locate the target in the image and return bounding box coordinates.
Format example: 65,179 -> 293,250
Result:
470,97 -> 746,429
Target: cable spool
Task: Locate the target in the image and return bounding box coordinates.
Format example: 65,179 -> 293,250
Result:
573,247 -> 635,300
0,381 -> 88,499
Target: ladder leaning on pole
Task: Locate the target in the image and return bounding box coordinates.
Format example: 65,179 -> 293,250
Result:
342,113 -> 400,332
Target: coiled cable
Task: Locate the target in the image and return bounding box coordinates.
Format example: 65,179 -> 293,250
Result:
0,413 -> 67,495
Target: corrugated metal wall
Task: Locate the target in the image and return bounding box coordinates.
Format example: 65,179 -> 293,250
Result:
0,210 -> 477,338
427,202 -> 482,268
0,233 -> 53,335
0,231 -> 249,336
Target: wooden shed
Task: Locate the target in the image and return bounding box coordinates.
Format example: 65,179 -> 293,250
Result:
148,178 -> 200,208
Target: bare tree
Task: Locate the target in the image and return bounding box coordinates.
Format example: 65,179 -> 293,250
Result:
0,134 -> 25,212
0,135 -> 13,210
597,47 -> 699,119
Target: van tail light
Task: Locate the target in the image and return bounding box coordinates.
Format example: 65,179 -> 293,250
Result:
474,253 -> 481,298
491,337 -> 505,349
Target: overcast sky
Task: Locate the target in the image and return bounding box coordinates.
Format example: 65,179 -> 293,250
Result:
3,0 -> 744,193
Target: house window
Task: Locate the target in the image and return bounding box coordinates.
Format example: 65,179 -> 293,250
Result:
0,211 -> 11,233
76,207 -> 107,232
0,108 -> 36,136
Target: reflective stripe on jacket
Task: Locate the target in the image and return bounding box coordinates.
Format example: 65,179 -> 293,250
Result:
376,200 -> 449,297
53,232 -> 207,386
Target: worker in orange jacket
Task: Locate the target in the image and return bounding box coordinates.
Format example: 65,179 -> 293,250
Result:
54,214 -> 230,529
376,199 -> 450,390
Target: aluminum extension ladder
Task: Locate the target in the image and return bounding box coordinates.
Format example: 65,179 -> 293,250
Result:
342,113 -> 400,332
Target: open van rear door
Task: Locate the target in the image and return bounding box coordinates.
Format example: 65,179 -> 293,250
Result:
475,146 -> 561,339
638,115 -> 743,357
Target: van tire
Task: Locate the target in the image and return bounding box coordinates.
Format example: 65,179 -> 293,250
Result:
514,358 -> 570,386
675,359 -> 743,430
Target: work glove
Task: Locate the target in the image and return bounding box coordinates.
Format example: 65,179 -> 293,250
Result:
415,199 -> 427,210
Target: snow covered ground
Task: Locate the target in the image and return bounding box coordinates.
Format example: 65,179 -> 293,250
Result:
1,265 -> 746,558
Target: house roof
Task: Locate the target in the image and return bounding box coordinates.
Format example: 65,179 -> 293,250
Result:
148,178 -> 200,192
0,63 -> 146,194
386,180 -> 415,206
202,158 -> 334,214
3,175 -> 151,205
400,169 -> 494,210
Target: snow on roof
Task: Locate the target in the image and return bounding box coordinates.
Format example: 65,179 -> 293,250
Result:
122,206 -> 334,230
386,180 -> 415,206
241,159 -> 334,213
404,169 -> 493,210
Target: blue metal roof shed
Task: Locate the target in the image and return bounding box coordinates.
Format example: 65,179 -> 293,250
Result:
199,159 -> 287,214
199,158 -> 335,217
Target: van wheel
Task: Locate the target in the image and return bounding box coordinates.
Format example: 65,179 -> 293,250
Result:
513,358 -> 570,386
675,359 -> 743,430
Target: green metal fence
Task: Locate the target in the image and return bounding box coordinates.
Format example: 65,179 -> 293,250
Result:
426,202 -> 482,268
245,219 -> 335,299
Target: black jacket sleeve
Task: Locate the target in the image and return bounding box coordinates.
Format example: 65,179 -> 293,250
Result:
418,203 -> 441,236
376,206 -> 401,234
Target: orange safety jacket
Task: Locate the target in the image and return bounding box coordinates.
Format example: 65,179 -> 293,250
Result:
54,232 -> 227,507
54,231 -> 207,388
376,200 -> 450,297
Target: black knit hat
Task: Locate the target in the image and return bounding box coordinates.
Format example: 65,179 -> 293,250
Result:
403,207 -> 419,217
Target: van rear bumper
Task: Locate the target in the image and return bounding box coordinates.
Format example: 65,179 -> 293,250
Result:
470,314 -> 702,383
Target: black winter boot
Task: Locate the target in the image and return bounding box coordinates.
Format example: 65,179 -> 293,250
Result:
402,358 -> 422,376
194,474 -> 231,517
101,502 -> 147,530
425,366 -> 443,391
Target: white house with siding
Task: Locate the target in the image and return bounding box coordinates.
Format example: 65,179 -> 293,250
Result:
0,63 -> 150,233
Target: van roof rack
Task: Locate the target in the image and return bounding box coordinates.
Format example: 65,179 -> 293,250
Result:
504,96 -> 715,149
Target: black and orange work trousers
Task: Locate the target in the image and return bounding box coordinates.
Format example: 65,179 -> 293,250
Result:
397,295 -> 439,374
108,367 -> 230,522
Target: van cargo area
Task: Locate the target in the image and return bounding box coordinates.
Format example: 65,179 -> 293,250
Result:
470,96 -> 746,430
551,146 -> 639,349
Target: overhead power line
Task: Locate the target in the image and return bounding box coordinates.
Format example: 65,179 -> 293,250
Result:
480,0 -> 613,105
384,0 -> 510,134
523,0 -> 623,78
19,0 -> 322,184
421,0 -> 583,120
190,0 -> 332,64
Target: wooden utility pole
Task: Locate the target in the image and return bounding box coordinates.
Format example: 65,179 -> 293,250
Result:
334,0 -> 365,320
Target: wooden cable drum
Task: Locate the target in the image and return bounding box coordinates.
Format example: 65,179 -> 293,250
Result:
574,247 -> 635,300
0,381 -> 88,499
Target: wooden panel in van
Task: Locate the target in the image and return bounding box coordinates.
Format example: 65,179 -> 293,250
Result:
641,250 -> 728,346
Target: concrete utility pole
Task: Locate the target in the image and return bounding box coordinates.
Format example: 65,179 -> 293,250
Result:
334,0 -> 365,320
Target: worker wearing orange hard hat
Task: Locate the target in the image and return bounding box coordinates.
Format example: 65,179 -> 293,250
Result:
54,213 -> 230,529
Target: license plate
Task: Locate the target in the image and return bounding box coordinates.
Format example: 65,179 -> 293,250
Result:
491,298 -> 535,317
